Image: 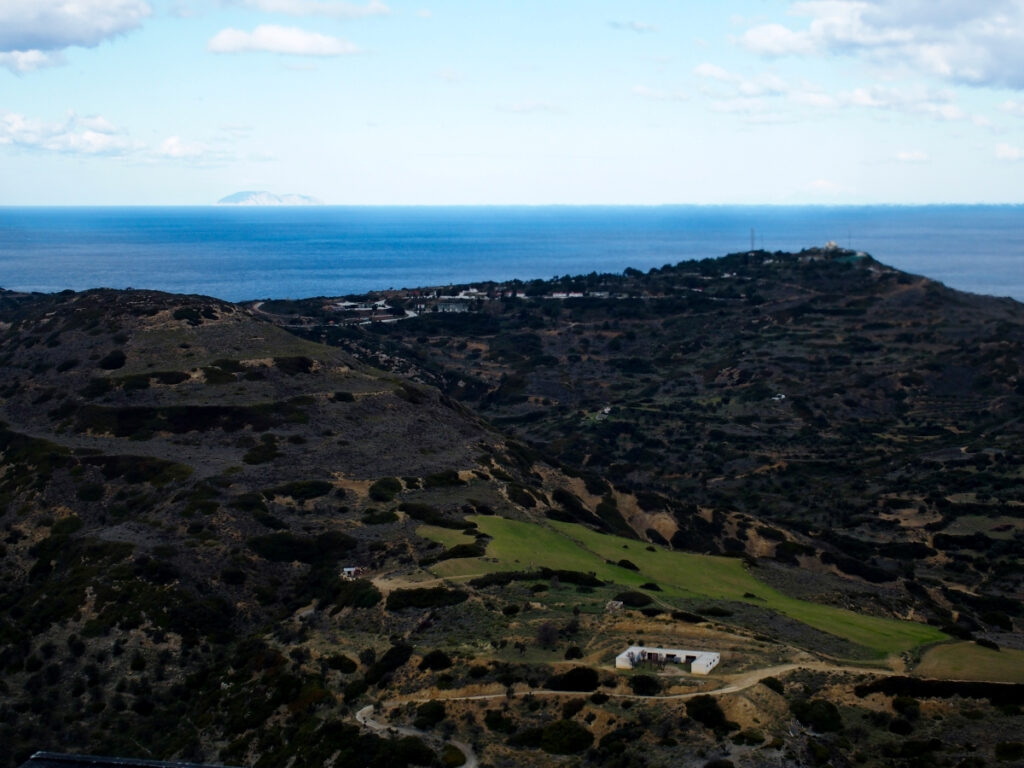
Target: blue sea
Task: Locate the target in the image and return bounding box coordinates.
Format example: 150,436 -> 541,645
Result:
0,206 -> 1022,303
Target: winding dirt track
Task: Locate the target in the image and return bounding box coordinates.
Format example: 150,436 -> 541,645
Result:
356,705 -> 479,768
353,660 -> 889,764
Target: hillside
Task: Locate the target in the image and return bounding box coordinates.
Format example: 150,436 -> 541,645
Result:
278,247 -> 1024,637
1,251 -> 1022,768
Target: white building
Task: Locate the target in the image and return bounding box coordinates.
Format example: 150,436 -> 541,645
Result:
615,645 -> 720,675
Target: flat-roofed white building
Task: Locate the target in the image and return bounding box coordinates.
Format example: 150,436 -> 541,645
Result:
615,646 -> 720,675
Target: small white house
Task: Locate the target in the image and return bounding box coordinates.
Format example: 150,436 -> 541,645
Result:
615,645 -> 720,675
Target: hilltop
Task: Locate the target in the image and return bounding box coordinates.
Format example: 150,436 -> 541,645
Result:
0,249 -> 1022,768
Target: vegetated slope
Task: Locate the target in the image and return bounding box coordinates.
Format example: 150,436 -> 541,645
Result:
1,259 -> 1021,768
279,248 -> 1024,641
420,516 -> 947,656
0,288 -> 561,766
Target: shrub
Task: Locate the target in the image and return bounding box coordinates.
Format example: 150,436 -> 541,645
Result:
614,591 -> 653,608
440,744 -> 466,767
564,646 -> 583,660
274,356 -> 315,375
423,469 -> 465,488
263,480 -> 332,501
470,569 -> 603,589
996,742 -> 1024,761
247,531 -> 356,564
413,701 -> 446,730
369,477 -> 402,502
538,720 -> 593,755
687,695 -> 738,734
386,587 -> 468,611
790,699 -> 843,733
419,650 -> 453,671
562,699 -> 585,718
324,654 -> 357,673
243,437 -> 280,465
333,579 -> 382,610
892,695 -> 920,720
419,542 -> 486,566
97,350 -> 126,370
484,710 -> 515,734
698,605 -> 733,617
398,502 -> 468,529
364,643 -> 414,685
220,567 -> 246,585
629,675 -> 660,696
672,610 -> 706,623
76,483 -> 104,502
507,485 -> 537,508
545,667 -> 599,692
362,509 -> 398,525
535,621 -> 558,648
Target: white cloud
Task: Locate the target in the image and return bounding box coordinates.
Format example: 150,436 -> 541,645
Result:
0,110 -> 225,163
500,100 -> 559,114
235,0 -> 389,18
789,89 -> 837,107
694,62 -> 790,97
896,150 -> 928,162
157,136 -> 208,159
694,62 -> 733,82
693,58 -> 993,127
0,111 -> 139,155
0,49 -> 64,73
610,20 -> 657,34
740,1 -> 1024,90
631,85 -> 687,102
0,0 -> 150,53
999,99 -> 1024,117
995,142 -> 1024,160
836,83 -> 987,123
741,22 -> 817,56
416,9 -> 432,18
208,25 -> 359,55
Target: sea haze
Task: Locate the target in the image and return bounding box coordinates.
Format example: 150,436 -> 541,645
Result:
0,205 -> 1022,303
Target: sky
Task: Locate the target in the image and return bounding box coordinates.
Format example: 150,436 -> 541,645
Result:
2,0 -> 1024,205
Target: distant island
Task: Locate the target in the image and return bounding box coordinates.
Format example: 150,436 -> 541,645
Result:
216,190 -> 323,206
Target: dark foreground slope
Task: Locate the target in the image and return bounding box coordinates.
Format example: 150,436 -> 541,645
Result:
0,289 -> 559,766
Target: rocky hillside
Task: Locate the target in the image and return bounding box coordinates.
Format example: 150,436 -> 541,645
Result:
278,248 -> 1024,635
1,250 -> 1022,768
0,288 -> 563,765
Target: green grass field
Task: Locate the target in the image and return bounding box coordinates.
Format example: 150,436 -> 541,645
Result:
421,516 -> 947,656
417,525 -> 477,549
916,642 -> 1024,683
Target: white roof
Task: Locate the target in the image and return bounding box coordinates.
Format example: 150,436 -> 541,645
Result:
616,645 -> 717,659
